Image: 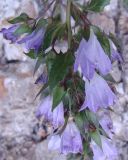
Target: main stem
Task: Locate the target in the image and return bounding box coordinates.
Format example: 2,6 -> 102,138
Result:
66,0 -> 72,49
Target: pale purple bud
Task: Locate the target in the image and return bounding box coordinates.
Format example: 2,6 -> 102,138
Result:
60,121 -> 83,155
81,73 -> 117,112
18,28 -> 45,53
48,135 -> 61,151
74,30 -> 112,80
0,24 -> 20,43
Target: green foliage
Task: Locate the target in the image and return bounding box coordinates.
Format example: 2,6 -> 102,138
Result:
33,53 -> 45,75
85,0 -> 110,12
48,53 -> 74,90
36,18 -> 48,29
86,110 -> 99,127
92,26 -> 111,56
90,130 -> 102,148
52,85 -> 66,110
75,112 -> 88,137
14,24 -> 32,35
8,13 -> 33,24
25,50 -> 36,59
43,22 -> 66,50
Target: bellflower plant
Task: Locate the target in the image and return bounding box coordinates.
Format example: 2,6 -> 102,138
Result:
1,0 -> 122,159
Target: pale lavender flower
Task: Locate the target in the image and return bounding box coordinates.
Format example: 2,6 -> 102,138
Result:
48,135 -> 61,151
35,72 -> 48,84
36,96 -> 64,128
0,24 -> 20,43
52,103 -> 65,128
18,28 -> 45,53
74,31 -> 112,79
81,73 -> 116,112
60,121 -> 83,155
91,136 -> 118,160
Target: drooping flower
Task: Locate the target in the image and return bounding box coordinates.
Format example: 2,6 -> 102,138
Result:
91,136 -> 118,160
81,73 -> 116,112
0,24 -> 20,43
48,135 -> 61,151
35,72 -> 48,84
36,96 -> 64,128
18,28 -> 45,53
74,31 -> 112,80
60,121 -> 83,155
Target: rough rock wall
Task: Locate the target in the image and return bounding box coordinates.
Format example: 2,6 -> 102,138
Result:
0,0 -> 128,160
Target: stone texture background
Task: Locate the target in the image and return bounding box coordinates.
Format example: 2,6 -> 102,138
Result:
0,0 -> 128,160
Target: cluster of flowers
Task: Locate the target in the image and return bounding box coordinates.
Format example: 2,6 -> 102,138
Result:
0,15 -> 122,160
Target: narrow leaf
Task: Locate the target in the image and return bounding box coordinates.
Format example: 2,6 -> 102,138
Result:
8,13 -> 32,24
14,24 -> 32,35
85,0 -> 110,12
52,85 -> 65,110
90,130 -> 102,148
49,53 -> 74,90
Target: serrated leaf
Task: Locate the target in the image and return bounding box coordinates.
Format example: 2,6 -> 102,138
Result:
52,85 -> 65,110
8,13 -> 32,24
90,130 -> 102,148
85,0 -> 110,12
49,53 -> 74,90
14,24 -> 32,35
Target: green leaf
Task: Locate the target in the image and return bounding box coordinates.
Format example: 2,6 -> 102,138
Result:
36,18 -> 48,29
43,22 -> 66,50
52,85 -> 66,110
85,0 -> 110,12
75,112 -> 88,138
83,142 -> 93,159
14,24 -> 32,35
86,110 -> 99,127
109,32 -> 121,51
25,50 -> 36,59
90,130 -> 102,148
8,13 -> 32,24
49,53 -> 74,90
33,52 -> 44,75
92,26 -> 111,56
